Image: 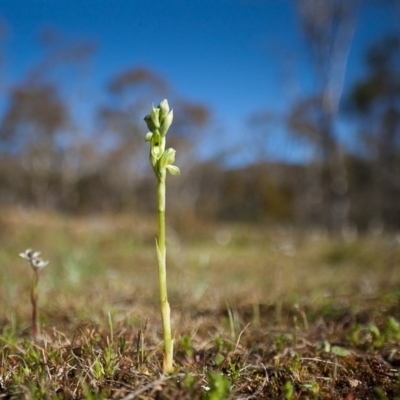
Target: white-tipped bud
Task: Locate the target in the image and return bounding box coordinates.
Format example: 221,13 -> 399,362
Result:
159,99 -> 170,122
150,106 -> 160,129
160,109 -> 173,136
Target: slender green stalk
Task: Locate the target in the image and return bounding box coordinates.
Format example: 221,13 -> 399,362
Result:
144,99 -> 179,374
19,248 -> 48,341
156,177 -> 174,373
30,270 -> 39,340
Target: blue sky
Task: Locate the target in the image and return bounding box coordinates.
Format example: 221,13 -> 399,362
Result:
0,0 -> 399,165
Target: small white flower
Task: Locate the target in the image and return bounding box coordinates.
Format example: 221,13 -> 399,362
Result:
19,249 -> 49,271
31,258 -> 49,271
19,249 -> 41,261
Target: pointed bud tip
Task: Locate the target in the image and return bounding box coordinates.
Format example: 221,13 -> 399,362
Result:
159,99 -> 169,108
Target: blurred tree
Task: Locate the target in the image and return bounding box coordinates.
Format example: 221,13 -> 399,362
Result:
0,83 -> 67,207
290,0 -> 360,231
0,28 -> 95,208
217,163 -> 294,222
245,110 -> 281,161
347,35 -> 400,229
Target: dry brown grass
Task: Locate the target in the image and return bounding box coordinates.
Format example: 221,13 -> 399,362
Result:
1,208 -> 400,399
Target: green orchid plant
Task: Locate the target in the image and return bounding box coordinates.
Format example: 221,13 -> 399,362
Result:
144,99 -> 180,374
19,249 -> 49,340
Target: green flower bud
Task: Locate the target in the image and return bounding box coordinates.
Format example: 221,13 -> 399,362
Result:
160,109 -> 173,136
151,132 -> 163,159
144,99 -> 179,180
144,114 -> 156,131
166,165 -> 180,175
144,106 -> 161,131
159,148 -> 176,169
159,99 -> 170,122
150,106 -> 160,129
159,148 -> 180,175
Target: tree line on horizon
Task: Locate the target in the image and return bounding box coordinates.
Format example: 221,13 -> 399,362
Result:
0,2 -> 399,232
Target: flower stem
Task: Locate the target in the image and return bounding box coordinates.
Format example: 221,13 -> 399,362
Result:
144,100 -> 178,374
30,270 -> 39,340
156,177 -> 174,374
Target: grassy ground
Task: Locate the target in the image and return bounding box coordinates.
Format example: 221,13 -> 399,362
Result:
1,208 -> 400,399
